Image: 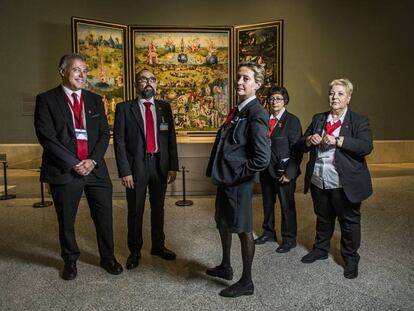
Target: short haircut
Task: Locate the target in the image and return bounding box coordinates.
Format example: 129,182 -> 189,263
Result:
135,68 -> 155,81
329,78 -> 353,96
59,53 -> 85,72
238,62 -> 265,85
267,85 -> 289,105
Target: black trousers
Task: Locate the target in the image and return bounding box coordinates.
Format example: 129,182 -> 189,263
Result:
260,170 -> 297,242
50,174 -> 114,263
310,184 -> 361,266
126,154 -> 167,256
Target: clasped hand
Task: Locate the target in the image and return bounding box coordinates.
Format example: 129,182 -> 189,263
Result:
73,159 -> 95,176
278,175 -> 290,184
307,133 -> 336,147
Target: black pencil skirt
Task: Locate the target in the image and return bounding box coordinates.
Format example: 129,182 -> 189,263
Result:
215,180 -> 255,233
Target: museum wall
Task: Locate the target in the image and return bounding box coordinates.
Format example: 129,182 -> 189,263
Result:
0,0 -> 413,144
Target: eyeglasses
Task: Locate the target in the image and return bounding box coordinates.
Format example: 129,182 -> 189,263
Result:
268,97 -> 284,103
138,77 -> 157,83
71,67 -> 89,75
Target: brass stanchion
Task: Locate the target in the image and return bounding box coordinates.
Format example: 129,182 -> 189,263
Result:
175,166 -> 193,206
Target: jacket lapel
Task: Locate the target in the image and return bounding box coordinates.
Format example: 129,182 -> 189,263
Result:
315,112 -> 329,136
271,110 -> 287,137
155,100 -> 162,129
130,99 -> 145,135
238,98 -> 257,116
83,91 -> 93,129
339,109 -> 352,137
55,86 -> 75,136
82,91 -> 95,151
155,100 -> 163,146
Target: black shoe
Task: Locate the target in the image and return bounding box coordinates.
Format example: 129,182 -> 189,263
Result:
100,259 -> 123,275
301,250 -> 328,263
219,281 -> 254,298
276,241 -> 297,253
206,265 -> 233,280
126,253 -> 141,270
344,266 -> 358,279
254,234 -> 276,245
62,261 -> 77,281
151,246 -> 176,260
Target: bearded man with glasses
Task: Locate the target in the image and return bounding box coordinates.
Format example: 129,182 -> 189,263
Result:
114,69 -> 179,269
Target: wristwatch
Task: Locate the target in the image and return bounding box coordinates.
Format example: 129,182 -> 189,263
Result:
91,159 -> 97,166
335,137 -> 340,146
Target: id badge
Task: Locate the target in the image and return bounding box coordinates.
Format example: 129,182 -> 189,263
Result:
75,129 -> 88,141
160,122 -> 169,131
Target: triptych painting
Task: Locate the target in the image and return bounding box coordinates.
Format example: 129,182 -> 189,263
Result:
72,18 -> 283,135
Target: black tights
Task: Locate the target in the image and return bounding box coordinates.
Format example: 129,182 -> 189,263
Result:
219,228 -> 255,284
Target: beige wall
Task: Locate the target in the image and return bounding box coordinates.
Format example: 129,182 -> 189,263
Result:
1,0 -> 413,143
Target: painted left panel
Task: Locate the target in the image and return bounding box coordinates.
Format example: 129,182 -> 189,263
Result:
72,17 -> 130,130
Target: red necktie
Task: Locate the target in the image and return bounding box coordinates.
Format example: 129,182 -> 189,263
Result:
223,107 -> 238,128
325,120 -> 342,136
144,102 -> 156,154
72,93 -> 88,160
268,117 -> 278,137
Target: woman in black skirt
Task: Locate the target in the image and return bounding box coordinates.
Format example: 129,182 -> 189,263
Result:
206,62 -> 271,297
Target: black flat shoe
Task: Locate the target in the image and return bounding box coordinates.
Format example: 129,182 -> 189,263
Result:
62,261 -> 77,281
344,266 -> 358,279
254,234 -> 277,245
219,281 -> 254,298
276,241 -> 297,253
100,259 -> 123,275
301,250 -> 328,263
126,254 -> 141,270
151,246 -> 176,260
206,265 -> 233,280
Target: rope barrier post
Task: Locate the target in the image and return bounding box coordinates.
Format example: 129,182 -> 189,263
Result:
175,165 -> 193,207
33,174 -> 53,208
0,153 -> 16,200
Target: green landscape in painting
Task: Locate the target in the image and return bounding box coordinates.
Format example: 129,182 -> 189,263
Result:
134,31 -> 231,133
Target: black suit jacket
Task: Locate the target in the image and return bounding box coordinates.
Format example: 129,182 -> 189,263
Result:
298,109 -> 373,203
265,110 -> 303,180
113,99 -> 179,179
206,98 -> 271,186
34,86 -> 111,184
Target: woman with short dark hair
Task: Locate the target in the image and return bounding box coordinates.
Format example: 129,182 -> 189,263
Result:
255,86 -> 303,254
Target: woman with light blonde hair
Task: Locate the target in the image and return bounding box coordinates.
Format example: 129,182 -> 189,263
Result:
298,78 -> 373,279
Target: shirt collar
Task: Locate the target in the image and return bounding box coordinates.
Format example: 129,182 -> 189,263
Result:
138,97 -> 155,105
327,107 -> 348,124
237,95 -> 256,111
62,85 -> 82,99
271,107 -> 286,120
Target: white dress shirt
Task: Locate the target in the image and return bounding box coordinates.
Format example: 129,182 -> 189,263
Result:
311,108 -> 348,189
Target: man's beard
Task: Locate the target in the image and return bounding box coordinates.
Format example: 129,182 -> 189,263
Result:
141,85 -> 155,98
